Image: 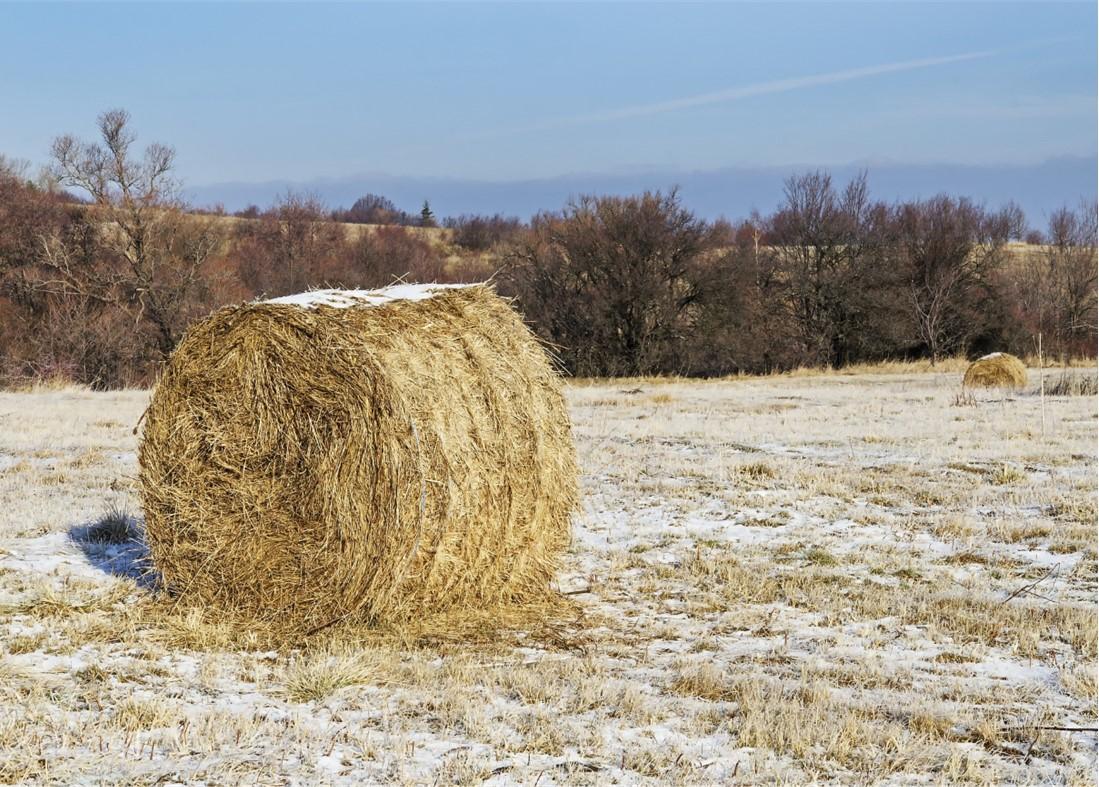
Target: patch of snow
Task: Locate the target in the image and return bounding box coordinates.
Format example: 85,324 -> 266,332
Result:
0,532 -> 106,580
0,529 -> 152,587
0,452 -> 60,471
967,655 -> 1057,685
315,751 -> 346,774
1009,548 -> 1074,571
262,283 -> 478,309
683,519 -> 783,546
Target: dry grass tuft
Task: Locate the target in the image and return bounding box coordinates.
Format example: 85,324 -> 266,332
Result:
780,355 -> 972,376
962,352 -> 1028,390
7,583 -> 130,619
1059,662 -> 1098,702
110,697 -> 180,732
139,284 -> 577,636
84,507 -> 141,544
670,663 -> 733,700
989,464 -> 1026,485
736,461 -> 777,481
282,649 -> 376,703
1045,369 -> 1098,396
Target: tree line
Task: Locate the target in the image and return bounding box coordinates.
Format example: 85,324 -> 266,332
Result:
0,110 -> 1095,388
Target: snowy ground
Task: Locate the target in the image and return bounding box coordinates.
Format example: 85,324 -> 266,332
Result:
0,370 -> 1096,785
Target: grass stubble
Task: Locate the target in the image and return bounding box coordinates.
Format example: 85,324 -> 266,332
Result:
0,364 -> 1095,784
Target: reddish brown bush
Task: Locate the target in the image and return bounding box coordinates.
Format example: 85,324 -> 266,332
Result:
1,115 -> 1094,388
342,226 -> 448,287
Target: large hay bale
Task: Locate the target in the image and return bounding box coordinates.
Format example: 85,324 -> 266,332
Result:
962,352 -> 1028,390
139,284 -> 577,632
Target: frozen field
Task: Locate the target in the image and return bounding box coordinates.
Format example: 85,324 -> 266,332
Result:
0,370 -> 1096,784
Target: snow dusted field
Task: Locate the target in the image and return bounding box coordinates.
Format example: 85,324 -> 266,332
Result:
0,370 -> 1096,784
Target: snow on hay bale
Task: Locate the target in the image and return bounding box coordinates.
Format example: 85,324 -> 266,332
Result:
139,283 -> 577,633
962,352 -> 1028,390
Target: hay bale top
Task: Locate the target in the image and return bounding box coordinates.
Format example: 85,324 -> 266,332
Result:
263,283 -> 473,309
963,352 -> 1028,390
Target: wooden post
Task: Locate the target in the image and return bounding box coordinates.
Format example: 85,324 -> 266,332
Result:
1038,332 -> 1046,434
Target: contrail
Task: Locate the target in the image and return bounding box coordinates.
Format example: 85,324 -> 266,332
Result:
487,48 -> 1003,138
568,50 -> 998,125
430,36 -> 1075,151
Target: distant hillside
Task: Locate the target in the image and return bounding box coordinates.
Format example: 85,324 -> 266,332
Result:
186,156 -> 1097,225
207,213 -> 452,245
198,213 -> 1051,260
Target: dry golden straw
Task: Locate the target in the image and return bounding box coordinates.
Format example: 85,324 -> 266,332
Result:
139,284 -> 577,634
962,352 -> 1028,390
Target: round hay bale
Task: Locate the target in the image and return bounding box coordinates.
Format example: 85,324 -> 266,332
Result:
139,284 -> 577,632
962,352 -> 1028,390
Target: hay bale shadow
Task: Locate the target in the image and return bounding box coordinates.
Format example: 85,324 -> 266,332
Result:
69,508 -> 159,590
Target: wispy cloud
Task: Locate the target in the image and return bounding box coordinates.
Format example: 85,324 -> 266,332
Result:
479,39 -> 1090,141
529,49 -> 998,132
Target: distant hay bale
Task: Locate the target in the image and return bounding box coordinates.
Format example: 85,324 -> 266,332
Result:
139,284 -> 577,633
962,352 -> 1028,390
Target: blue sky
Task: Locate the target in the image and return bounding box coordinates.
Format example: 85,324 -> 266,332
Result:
1,2 -> 1095,188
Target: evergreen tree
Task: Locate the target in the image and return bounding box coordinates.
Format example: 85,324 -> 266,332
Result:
420,200 -> 436,228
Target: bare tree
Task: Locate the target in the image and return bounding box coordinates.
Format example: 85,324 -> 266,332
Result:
0,155 -> 30,181
40,109 -> 221,358
504,190 -> 718,376
894,196 -> 1024,362
444,214 -> 523,251
332,194 -> 415,226
235,191 -> 346,296
1040,202 -> 1098,359
343,225 -> 447,287
764,171 -> 889,367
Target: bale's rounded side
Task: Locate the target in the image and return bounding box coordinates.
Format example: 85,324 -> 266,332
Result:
138,285 -> 577,631
962,352 -> 1028,390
